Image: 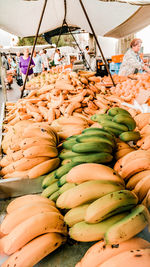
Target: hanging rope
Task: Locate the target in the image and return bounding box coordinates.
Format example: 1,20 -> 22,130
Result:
54,0 -> 91,70
79,0 -> 116,86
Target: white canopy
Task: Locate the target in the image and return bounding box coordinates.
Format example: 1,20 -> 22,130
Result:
0,0 -> 150,38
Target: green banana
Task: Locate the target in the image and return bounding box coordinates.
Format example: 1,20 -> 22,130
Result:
61,159 -> 72,165
82,129 -> 115,140
54,162 -> 79,179
72,142 -> 113,154
113,114 -> 136,131
108,107 -> 131,117
91,114 -> 113,122
59,149 -> 81,159
105,204 -> 150,245
66,135 -> 78,140
62,139 -> 77,150
49,190 -> 60,201
69,212 -> 128,242
76,135 -> 115,148
85,190 -> 138,224
71,153 -> 113,164
56,180 -> 124,209
119,131 -> 141,142
103,126 -> 124,137
42,170 -> 57,189
41,181 -> 59,198
59,182 -> 76,194
57,174 -> 67,187
100,120 -> 128,132
64,204 -> 90,227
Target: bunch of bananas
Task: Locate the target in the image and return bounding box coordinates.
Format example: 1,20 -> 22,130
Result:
0,195 -> 67,267
0,121 -> 60,179
54,163 -> 149,243
91,107 -> 141,142
60,126 -> 116,165
76,237 -> 150,267
114,150 -> 150,206
41,127 -> 117,199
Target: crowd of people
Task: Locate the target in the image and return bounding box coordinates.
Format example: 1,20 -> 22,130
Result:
1,48 -> 67,88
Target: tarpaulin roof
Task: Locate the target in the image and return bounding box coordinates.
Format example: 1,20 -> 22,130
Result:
0,0 -> 150,39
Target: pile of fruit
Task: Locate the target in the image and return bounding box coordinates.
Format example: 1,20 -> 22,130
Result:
0,121 -> 60,179
134,113 -> 150,151
91,107 -> 141,142
110,73 -> 150,103
114,150 -> 150,206
3,72 -> 139,128
0,69 -> 150,266
0,194 -> 67,267
54,163 -> 149,243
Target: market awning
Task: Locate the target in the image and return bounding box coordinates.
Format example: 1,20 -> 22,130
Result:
0,0 -> 150,39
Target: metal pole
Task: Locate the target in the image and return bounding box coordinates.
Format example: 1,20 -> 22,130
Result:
20,0 -> 48,98
79,0 -> 115,86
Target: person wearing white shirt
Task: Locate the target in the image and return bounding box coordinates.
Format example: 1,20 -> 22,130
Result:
54,49 -> 62,66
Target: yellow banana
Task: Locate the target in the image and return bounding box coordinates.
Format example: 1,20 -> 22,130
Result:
85,190 -> 138,224
56,180 -> 124,209
133,174 -> 150,202
1,203 -> 60,235
99,248 -> 150,267
76,237 -> 150,267
64,204 -> 89,227
126,170 -> 150,190
119,157 -> 150,179
2,233 -> 66,267
2,211 -> 67,255
66,163 -> 124,185
105,205 -> 150,245
6,194 -> 55,214
69,213 -> 128,242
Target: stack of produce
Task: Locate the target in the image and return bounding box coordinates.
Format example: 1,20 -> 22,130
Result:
102,74 -> 128,85
134,113 -> 150,151
51,116 -> 89,139
0,194 -> 67,267
59,127 -> 116,164
0,121 -> 60,179
114,150 -> 150,206
3,71 -> 139,128
55,163 -> 149,243
91,107 -> 141,142
110,73 -> 150,103
76,237 -> 150,267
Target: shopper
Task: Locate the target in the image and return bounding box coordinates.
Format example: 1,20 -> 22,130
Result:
33,50 -> 42,76
15,52 -> 20,76
40,49 -> 49,71
19,48 -> 35,82
54,49 -> 63,66
119,38 -> 150,76
1,53 -> 9,70
84,46 -> 91,70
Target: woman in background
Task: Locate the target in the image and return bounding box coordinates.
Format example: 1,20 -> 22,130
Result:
19,48 -> 35,82
119,38 -> 150,76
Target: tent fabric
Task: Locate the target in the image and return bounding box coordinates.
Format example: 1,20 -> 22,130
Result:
0,0 -> 149,39
105,5 -> 150,38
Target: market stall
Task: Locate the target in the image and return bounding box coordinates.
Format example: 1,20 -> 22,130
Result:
0,1 -> 150,266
